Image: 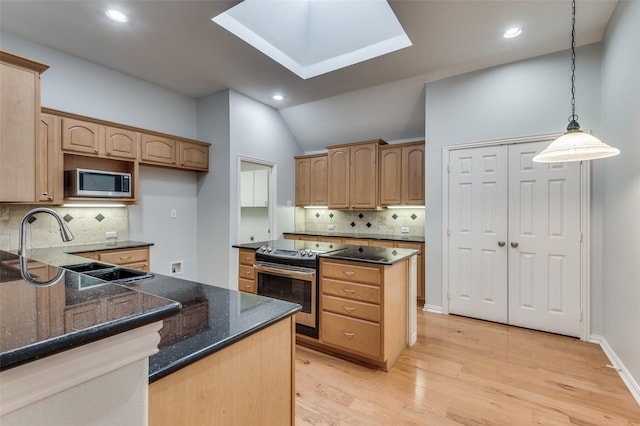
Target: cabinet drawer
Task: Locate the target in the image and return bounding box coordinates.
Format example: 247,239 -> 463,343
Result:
238,277 -> 256,294
322,295 -> 380,323
239,250 -> 255,266
321,261 -> 381,285
99,248 -> 148,265
322,279 -> 380,304
321,311 -> 380,359
239,265 -> 255,280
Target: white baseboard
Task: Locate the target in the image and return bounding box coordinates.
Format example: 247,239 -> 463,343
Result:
591,333 -> 640,406
423,304 -> 444,314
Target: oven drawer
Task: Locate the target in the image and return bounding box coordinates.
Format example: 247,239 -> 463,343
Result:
321,295 -> 380,323
238,277 -> 256,293
321,311 -> 380,359
322,278 -> 380,304
321,260 -> 381,285
239,265 -> 255,280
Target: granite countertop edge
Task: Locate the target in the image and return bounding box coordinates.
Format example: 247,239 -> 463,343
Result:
0,301 -> 180,371
282,231 -> 424,243
148,305 -> 300,383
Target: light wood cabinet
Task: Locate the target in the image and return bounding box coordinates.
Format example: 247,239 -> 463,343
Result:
319,257 -> 407,371
36,113 -> 63,204
64,292 -> 142,333
379,141 -> 425,206
0,51 -> 49,203
74,246 -> 150,271
327,140 -> 385,210
295,154 -> 328,206
62,117 -> 139,160
237,248 -> 256,293
141,135 -> 209,171
150,316 -> 295,426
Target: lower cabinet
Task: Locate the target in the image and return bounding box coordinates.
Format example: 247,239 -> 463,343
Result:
237,248 -> 256,293
64,291 -> 141,333
74,246 -> 150,271
318,257 -> 407,371
149,316 -> 296,426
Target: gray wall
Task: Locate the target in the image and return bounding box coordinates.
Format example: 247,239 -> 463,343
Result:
424,43 -> 604,329
600,0 -> 640,390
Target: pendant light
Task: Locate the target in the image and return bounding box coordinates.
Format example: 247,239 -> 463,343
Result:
533,0 -> 619,163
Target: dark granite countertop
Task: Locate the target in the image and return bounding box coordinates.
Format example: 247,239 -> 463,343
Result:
234,239 -> 419,265
320,245 -> 419,265
0,250 -> 180,371
283,231 -> 424,243
122,275 -> 300,383
64,240 -> 154,254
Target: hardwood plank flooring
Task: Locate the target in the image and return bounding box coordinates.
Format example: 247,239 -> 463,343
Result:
295,311 -> 640,425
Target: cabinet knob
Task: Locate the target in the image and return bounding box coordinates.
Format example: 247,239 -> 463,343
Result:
172,160 -> 177,164
510,241 -> 519,248
498,241 -> 506,247
107,151 -> 112,156
41,192 -> 48,196
95,149 -> 99,154
48,196 -> 53,200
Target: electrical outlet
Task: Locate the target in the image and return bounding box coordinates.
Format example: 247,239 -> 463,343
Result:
401,227 -> 409,233
328,224 -> 335,230
170,209 -> 177,218
105,231 -> 117,239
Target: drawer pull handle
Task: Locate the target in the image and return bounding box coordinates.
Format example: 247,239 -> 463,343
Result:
243,257 -> 252,261
343,306 -> 355,312
245,271 -> 252,275
342,331 -> 355,337
119,256 -> 131,260
342,271 -> 356,277
342,288 -> 355,294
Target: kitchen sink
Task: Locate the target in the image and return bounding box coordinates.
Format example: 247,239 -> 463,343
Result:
63,262 -> 154,284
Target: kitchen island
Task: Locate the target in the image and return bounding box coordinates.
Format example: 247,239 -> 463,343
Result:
1,247 -> 301,425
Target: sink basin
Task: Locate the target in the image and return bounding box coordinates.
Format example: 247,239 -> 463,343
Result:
63,262 -> 153,284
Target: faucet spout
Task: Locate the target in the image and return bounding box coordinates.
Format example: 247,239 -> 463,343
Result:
19,207 -> 75,256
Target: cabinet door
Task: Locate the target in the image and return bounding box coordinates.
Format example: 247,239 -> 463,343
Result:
310,155 -> 328,205
105,126 -> 138,160
379,146 -> 402,206
402,144 -> 425,205
36,113 -> 60,203
240,171 -> 254,207
141,134 -> 177,165
327,147 -> 350,209
0,61 -> 38,202
62,118 -> 101,155
253,169 -> 269,207
179,141 -> 209,170
295,158 -> 311,206
350,143 -> 378,209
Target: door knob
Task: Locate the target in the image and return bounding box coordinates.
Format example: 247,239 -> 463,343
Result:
511,242 -> 519,248
498,241 -> 506,247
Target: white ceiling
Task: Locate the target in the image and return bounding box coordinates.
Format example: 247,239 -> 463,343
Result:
0,0 -> 618,150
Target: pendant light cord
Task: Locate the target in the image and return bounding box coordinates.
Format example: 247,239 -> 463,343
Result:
569,0 -> 578,124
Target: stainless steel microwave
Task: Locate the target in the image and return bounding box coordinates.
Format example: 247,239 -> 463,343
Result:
64,168 -> 132,198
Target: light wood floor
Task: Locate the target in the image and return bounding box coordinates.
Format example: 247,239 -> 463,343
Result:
295,311 -> 640,425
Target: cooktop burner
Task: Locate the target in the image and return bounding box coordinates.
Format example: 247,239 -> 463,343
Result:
254,239 -> 346,266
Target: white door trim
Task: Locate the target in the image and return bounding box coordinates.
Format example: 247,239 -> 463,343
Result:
441,133 -> 591,340
236,156 -> 277,243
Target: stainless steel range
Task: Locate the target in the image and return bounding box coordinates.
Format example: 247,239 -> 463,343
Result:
253,240 -> 344,338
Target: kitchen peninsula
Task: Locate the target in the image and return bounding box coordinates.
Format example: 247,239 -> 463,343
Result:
0,247 -> 300,425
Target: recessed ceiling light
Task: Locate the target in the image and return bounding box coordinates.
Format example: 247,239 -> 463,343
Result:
503,27 -> 522,38
272,94 -> 284,101
106,9 -> 128,23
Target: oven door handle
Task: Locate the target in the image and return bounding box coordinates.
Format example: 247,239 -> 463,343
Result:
253,263 -> 316,280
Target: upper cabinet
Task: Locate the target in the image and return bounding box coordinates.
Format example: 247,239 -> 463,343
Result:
295,154 -> 327,207
241,169 -> 269,207
327,140 -> 386,210
62,117 -> 138,160
379,141 -> 425,206
0,51 -> 50,203
37,113 -> 62,204
140,135 -> 209,171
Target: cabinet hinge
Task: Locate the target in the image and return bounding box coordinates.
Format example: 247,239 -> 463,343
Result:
447,291 -> 451,301
447,163 -> 450,173
579,232 -> 583,243
447,228 -> 450,237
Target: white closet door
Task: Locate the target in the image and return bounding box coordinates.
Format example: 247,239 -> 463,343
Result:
507,142 -> 581,337
448,146 -> 509,323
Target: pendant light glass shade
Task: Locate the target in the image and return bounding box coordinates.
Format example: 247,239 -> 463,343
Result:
533,0 -> 619,163
533,120 -> 621,163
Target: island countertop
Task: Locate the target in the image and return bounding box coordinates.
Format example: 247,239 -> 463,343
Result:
0,250 -> 180,371
283,231 -> 424,243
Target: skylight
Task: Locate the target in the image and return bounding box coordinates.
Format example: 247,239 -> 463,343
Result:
212,0 -> 412,79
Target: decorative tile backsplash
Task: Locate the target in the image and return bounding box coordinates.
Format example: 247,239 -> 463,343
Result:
295,207 -> 425,236
0,205 -> 129,251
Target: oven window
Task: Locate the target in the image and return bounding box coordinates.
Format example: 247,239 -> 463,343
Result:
257,273 -> 311,313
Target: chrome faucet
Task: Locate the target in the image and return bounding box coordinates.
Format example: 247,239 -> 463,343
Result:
19,207 -> 74,256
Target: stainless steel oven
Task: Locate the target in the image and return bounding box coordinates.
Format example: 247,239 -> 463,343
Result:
252,240 -> 345,339
254,261 -> 317,336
